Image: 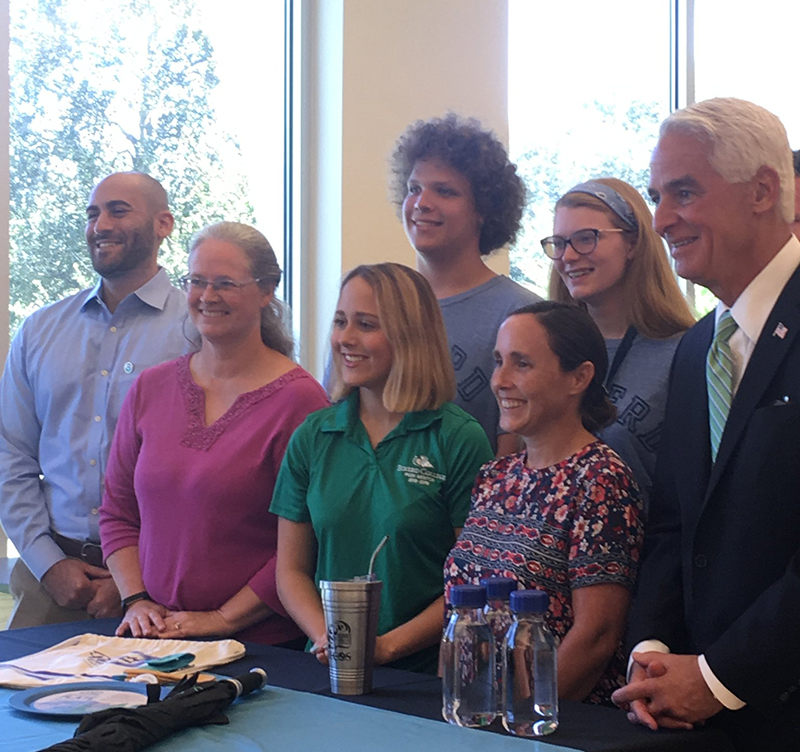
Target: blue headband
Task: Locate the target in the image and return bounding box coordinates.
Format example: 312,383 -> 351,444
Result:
565,180 -> 638,230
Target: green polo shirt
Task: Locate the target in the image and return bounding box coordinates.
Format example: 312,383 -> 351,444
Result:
271,391 -> 493,672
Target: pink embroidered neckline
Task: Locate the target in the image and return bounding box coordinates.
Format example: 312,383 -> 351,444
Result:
177,354 -> 308,451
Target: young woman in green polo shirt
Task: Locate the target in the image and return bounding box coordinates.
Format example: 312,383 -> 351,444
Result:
271,263 -> 493,673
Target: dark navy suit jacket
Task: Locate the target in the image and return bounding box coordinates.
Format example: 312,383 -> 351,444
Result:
629,264 -> 800,742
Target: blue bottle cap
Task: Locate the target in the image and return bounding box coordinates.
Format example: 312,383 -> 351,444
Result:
449,584 -> 486,609
479,577 -> 517,600
510,589 -> 548,614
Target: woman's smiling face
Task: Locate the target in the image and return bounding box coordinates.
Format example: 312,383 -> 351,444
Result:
331,276 -> 393,395
187,239 -> 271,344
491,313 -> 588,440
553,205 -> 633,308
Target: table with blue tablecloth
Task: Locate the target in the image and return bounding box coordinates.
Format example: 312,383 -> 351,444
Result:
0,619 -> 732,752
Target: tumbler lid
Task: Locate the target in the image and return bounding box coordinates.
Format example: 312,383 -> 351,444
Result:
510,589 -> 548,614
449,584 -> 486,608
479,577 -> 516,600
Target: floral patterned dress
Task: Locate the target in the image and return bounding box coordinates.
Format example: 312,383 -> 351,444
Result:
444,441 -> 645,704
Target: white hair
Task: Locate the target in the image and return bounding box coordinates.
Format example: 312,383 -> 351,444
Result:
660,97 -> 795,223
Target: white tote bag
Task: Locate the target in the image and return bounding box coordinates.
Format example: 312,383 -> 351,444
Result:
0,633 -> 246,688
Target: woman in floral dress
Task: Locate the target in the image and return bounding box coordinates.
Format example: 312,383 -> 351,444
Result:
444,301 -> 645,704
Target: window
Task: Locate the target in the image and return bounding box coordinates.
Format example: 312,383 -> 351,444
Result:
689,0 -> 800,314
693,1 -> 800,143
4,0 -> 288,557
507,0 -> 672,300
9,0 -> 287,336
508,1 -> 800,316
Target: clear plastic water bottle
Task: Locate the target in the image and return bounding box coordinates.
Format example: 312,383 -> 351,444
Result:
502,589 -> 558,737
480,576 -> 516,714
441,584 -> 496,727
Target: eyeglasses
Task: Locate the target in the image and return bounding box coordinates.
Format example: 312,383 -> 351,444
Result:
180,275 -> 265,294
540,228 -> 627,260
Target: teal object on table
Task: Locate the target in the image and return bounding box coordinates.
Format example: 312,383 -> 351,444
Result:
2,684 -> 581,752
145,653 -> 196,672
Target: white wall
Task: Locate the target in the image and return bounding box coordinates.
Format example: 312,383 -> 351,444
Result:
297,0 -> 511,378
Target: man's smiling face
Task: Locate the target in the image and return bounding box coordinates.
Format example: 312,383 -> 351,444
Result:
648,130 -> 758,300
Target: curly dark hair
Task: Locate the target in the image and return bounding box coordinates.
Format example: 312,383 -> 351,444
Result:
389,113 -> 526,256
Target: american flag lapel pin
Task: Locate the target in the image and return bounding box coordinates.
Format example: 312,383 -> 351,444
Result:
773,322 -> 789,339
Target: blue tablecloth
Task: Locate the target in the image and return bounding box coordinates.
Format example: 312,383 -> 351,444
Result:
0,621 -> 733,752
0,683 -> 579,752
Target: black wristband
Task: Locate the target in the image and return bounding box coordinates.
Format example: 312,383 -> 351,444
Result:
122,590 -> 152,612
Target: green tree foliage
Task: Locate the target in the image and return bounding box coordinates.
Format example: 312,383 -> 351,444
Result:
9,0 -> 255,333
510,99 -> 661,297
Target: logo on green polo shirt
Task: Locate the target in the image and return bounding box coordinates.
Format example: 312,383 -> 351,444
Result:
397,456 -> 445,487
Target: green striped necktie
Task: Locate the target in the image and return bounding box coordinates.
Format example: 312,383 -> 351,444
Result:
706,309 -> 738,461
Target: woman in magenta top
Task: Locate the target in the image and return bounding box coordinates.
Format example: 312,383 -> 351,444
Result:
100,222 -> 328,644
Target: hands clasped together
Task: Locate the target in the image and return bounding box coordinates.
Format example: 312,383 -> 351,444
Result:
116,598 -> 236,640
41,559 -> 122,620
612,652 -> 724,731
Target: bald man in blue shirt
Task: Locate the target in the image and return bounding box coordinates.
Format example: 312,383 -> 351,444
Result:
0,172 -> 190,627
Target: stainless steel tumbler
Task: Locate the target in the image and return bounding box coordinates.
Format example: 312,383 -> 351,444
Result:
320,579 -> 383,695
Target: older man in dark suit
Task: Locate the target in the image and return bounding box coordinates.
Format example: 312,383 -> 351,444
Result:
612,98 -> 800,749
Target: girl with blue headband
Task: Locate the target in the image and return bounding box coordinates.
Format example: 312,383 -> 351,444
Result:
544,178 -> 694,505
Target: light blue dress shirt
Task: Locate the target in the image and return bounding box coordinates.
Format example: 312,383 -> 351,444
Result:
0,268 -> 190,580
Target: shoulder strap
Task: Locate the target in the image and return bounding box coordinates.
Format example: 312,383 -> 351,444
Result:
605,325 -> 638,387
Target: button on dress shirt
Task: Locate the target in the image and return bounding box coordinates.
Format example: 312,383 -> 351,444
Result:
0,268 -> 190,580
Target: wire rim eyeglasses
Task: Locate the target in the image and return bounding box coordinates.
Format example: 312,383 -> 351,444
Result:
180,276 -> 267,294
540,228 -> 627,260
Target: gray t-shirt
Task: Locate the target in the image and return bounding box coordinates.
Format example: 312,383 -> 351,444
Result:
439,275 -> 541,452
600,332 -> 683,508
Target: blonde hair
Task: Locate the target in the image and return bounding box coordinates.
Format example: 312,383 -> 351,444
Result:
548,178 -> 695,339
329,263 -> 456,412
